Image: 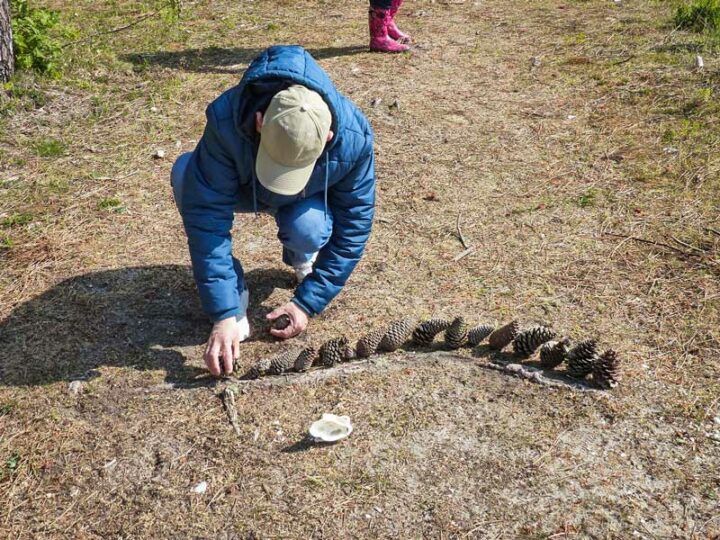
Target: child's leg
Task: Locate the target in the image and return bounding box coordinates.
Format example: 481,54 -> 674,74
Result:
387,0 -> 411,43
369,0 -> 410,52
275,194 -> 333,270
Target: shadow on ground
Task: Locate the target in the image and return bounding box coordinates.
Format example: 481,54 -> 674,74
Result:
0,264 -> 293,387
120,45 -> 368,74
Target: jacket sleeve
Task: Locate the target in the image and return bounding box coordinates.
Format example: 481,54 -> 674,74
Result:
180,104 -> 242,322
292,138 -> 376,316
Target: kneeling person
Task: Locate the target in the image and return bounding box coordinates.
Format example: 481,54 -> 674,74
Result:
171,46 -> 376,376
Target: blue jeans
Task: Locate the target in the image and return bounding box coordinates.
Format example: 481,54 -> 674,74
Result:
171,152 -> 333,268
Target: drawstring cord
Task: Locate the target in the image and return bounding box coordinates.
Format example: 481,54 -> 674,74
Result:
252,167 -> 258,216
324,155 -> 329,220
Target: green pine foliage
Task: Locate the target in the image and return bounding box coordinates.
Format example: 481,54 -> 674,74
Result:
674,0 -> 720,34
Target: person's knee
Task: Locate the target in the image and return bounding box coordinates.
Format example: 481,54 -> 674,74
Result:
278,205 -> 331,253
171,152 -> 193,209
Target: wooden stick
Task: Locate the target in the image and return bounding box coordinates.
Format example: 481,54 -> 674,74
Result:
62,11 -> 159,48
670,235 -> 706,254
223,352 -> 599,393
602,231 -> 689,256
222,387 -> 241,436
611,54 -> 635,66
456,212 -> 470,249
453,247 -> 475,262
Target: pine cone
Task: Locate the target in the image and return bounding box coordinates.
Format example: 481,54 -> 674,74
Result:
294,347 -> 316,372
512,326 -> 557,358
539,338 -> 570,369
356,327 -> 386,358
271,314 -> 291,331
444,317 -> 468,349
319,337 -> 350,367
379,318 -> 415,352
488,320 -> 520,350
593,349 -> 620,389
268,350 -> 295,375
246,358 -> 271,379
345,344 -> 357,361
467,324 -> 495,346
566,339 -> 598,378
412,318 -> 451,346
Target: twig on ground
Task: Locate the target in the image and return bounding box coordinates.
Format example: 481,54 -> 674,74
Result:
602,231 -> 689,256
463,520 -> 504,537
704,227 -> 720,238
453,247 -> 475,262
224,352 -> 599,393
611,55 -> 635,66
456,212 -> 470,249
670,236 -> 706,254
62,11 -> 160,48
222,387 -> 241,436
479,361 -> 598,391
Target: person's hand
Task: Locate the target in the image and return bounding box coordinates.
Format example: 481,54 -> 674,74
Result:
204,316 -> 249,376
267,302 -> 308,339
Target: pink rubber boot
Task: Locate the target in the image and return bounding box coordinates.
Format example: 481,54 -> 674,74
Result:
387,0 -> 411,43
369,7 -> 410,53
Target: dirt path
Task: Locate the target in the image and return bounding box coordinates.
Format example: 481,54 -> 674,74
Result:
1,0 -> 718,538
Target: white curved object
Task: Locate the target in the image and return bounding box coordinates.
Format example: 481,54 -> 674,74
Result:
309,414 -> 353,442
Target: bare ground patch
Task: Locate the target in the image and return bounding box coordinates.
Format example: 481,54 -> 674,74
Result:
1,0 -> 719,538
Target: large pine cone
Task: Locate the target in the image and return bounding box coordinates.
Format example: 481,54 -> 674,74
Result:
467,324 -> 495,346
539,338 -> 570,369
593,349 -> 620,389
444,317 -> 468,349
488,320 -> 520,350
566,339 -> 598,378
512,326 -> 557,358
268,350 -> 296,375
293,347 -> 316,373
412,318 -> 451,347
246,358 -> 272,379
379,319 -> 415,352
356,327 -> 387,358
319,337 -> 350,367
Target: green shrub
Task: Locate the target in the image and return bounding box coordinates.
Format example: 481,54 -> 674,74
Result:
674,0 -> 720,33
10,0 -> 63,77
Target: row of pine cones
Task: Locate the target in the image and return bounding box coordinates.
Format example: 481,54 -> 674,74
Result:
240,317 -> 620,389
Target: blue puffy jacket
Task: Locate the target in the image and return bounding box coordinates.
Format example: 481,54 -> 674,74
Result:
178,45 -> 376,321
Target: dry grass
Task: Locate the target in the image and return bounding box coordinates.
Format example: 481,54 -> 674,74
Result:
1,0 -> 719,538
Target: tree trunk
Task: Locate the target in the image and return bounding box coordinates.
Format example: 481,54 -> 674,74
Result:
0,0 -> 14,83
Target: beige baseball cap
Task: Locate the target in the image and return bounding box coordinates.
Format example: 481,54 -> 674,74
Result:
256,85 -> 332,195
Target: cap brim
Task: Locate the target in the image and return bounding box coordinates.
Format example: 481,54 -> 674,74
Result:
256,144 -> 315,196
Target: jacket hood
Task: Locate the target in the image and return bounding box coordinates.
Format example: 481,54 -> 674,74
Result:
232,45 -> 343,152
